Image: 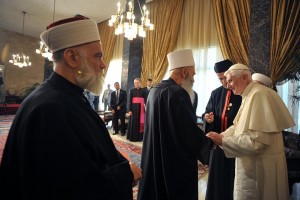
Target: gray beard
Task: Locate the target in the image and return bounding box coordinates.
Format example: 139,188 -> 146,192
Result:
181,77 -> 195,105
75,55 -> 104,95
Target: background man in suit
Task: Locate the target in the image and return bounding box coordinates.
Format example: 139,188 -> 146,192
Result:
102,84 -> 113,111
110,82 -> 127,136
143,78 -> 153,102
146,78 -> 153,91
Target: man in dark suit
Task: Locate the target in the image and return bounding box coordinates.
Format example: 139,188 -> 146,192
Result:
110,82 -> 127,136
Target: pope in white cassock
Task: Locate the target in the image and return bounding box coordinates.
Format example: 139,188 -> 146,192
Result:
207,63 -> 295,200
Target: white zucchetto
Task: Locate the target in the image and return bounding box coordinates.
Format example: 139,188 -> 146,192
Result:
224,63 -> 250,76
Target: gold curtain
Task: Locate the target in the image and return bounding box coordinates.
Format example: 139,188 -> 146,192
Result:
270,0 -> 300,82
111,35 -> 124,61
212,0 -> 250,64
141,0 -> 184,86
97,20 -> 116,77
176,0 -> 219,49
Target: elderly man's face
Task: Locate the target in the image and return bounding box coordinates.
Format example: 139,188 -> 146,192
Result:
186,66 -> 196,82
134,80 -> 141,89
181,66 -> 196,104
226,73 -> 247,95
76,41 -> 106,95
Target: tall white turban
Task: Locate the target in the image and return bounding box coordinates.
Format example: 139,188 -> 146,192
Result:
167,49 -> 195,71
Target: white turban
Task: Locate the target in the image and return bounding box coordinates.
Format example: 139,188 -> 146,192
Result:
252,73 -> 272,86
40,18 -> 100,53
167,49 -> 195,71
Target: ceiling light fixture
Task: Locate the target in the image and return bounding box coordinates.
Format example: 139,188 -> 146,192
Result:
9,11 -> 31,68
108,0 -> 154,40
35,0 -> 56,61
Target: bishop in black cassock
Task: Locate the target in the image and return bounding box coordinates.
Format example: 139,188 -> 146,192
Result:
203,60 -> 242,200
127,78 -> 147,142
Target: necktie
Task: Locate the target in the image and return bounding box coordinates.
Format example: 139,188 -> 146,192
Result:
116,90 -> 119,104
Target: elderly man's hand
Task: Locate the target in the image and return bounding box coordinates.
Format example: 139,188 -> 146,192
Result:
206,132 -> 223,146
129,162 -> 142,186
205,112 -> 214,123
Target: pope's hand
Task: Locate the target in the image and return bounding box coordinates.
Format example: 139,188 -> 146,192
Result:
206,132 -> 223,146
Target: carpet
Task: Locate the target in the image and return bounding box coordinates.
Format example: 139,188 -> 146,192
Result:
113,139 -> 142,166
0,115 -> 14,161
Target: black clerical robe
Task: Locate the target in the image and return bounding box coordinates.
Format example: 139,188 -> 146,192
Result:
138,78 -> 211,200
203,86 -> 242,200
0,72 -> 133,200
127,88 -> 146,141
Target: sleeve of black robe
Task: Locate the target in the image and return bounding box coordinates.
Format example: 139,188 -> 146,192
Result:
20,102 -> 133,199
167,89 -> 212,165
202,90 -> 216,133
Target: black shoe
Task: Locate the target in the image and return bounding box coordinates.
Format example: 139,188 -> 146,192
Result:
113,132 -> 118,135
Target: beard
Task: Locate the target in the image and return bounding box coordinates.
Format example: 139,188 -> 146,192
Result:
181,74 -> 195,105
75,54 -> 104,95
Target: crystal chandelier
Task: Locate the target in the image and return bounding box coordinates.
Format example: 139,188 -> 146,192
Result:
108,0 -> 154,40
9,11 -> 32,68
36,41 -> 52,61
36,0 -> 56,61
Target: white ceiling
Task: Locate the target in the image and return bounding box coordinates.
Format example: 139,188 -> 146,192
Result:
0,0 -> 153,38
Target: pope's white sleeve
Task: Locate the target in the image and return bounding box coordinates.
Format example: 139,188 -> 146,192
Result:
221,125 -> 236,138
222,130 -> 269,158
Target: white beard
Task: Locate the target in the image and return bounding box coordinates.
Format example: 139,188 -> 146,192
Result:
75,54 -> 104,95
181,76 -> 195,105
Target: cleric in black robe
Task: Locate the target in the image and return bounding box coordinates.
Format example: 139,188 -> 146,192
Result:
203,60 -> 242,200
0,16 -> 141,200
127,78 -> 146,142
138,49 -> 211,200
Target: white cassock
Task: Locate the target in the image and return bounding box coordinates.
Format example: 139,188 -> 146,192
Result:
221,82 -> 295,200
